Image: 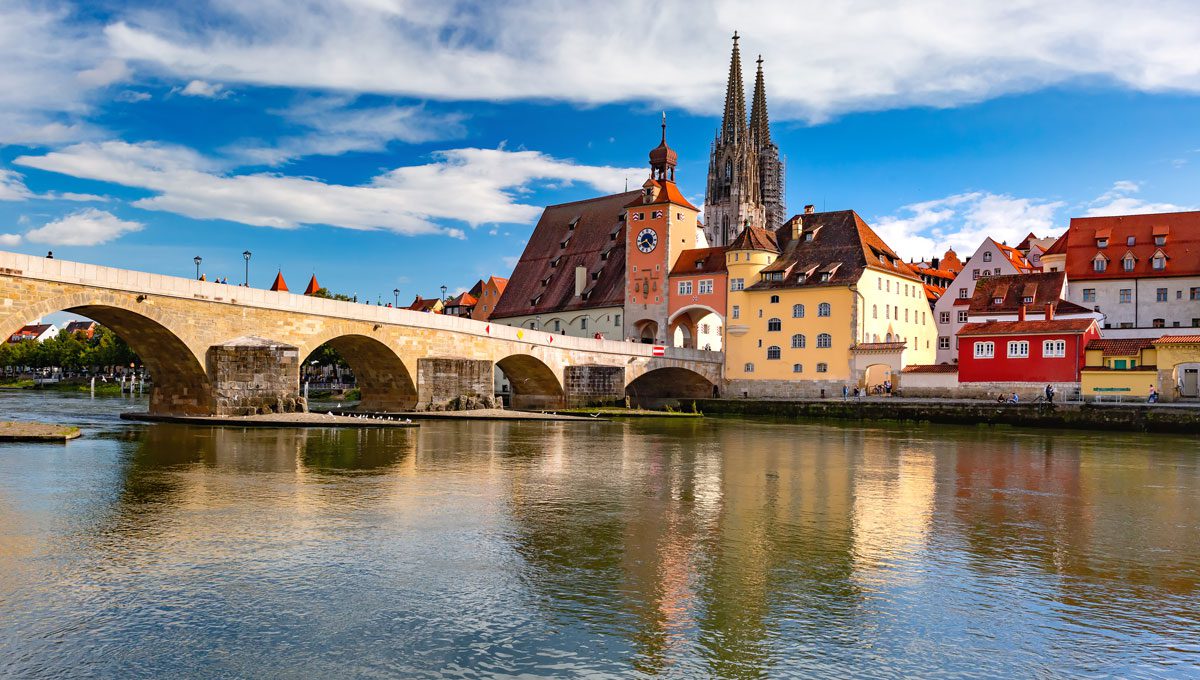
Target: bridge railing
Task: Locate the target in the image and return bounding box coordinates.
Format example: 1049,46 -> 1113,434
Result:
0,250 -> 721,363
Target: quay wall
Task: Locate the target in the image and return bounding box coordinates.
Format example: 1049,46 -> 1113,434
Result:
693,398 -> 1200,434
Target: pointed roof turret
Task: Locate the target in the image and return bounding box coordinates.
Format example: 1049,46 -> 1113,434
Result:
649,111 -> 678,181
720,31 -> 748,144
303,274 -> 319,295
749,55 -> 771,146
270,270 -> 289,292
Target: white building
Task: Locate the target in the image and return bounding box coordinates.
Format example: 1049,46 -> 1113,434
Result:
932,238 -> 1037,363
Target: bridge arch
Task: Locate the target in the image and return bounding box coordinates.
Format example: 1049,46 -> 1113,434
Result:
302,333 -> 416,412
496,354 -> 564,410
625,366 -> 715,408
1,297 -> 211,415
668,304 -> 723,351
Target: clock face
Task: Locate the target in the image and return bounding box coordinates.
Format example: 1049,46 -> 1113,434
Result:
636,227 -> 658,253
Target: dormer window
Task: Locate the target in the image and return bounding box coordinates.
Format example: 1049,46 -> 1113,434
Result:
541,275 -> 552,287
879,253 -> 887,265
1022,296 -> 1033,304
804,232 -> 815,242
1122,254 -> 1136,272
1097,238 -> 1108,248
695,260 -> 704,269
820,272 -> 832,282
551,256 -> 562,268
1152,250 -> 1167,270
560,237 -> 570,249
568,216 -> 580,231
993,297 -> 1003,304
600,249 -> 611,261
1126,235 -> 1135,246
591,271 -> 599,280
1093,254 -> 1108,272
1155,235 -> 1166,246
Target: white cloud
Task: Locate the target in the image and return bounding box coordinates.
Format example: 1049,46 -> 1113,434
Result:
0,170 -> 33,201
15,141 -> 643,237
0,233 -> 21,247
24,208 -> 143,246
1083,180 -> 1193,217
115,90 -> 152,103
106,0 -> 1200,122
179,80 -> 229,98
230,97 -> 467,166
874,191 -> 1064,260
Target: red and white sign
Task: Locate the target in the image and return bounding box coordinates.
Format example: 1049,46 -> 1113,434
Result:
652,345 -> 665,356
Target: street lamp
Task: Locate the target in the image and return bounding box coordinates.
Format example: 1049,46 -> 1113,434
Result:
440,285 -> 447,303
393,288 -> 399,306
242,250 -> 252,286
194,255 -> 202,280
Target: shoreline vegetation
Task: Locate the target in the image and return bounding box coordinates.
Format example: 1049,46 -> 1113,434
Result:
0,378 -> 129,395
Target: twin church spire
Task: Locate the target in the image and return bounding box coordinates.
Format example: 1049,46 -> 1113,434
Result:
705,32 -> 786,247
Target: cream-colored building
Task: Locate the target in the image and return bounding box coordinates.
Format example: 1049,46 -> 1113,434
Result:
724,209 -> 937,397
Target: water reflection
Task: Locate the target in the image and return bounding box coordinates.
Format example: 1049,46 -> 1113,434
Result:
0,392 -> 1198,678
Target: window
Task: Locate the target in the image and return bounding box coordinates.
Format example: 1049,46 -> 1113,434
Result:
816,363 -> 828,373
759,309 -> 763,318
1097,238 -> 1108,248
1153,318 -> 1165,328
1157,288 -> 1168,302
1192,288 -> 1200,301
770,295 -> 780,304
730,278 -> 744,291
678,281 -> 693,295
886,280 -> 891,291
1007,341 -> 1029,358
1119,288 -> 1132,303
1093,255 -> 1107,272
1021,296 -> 1033,304
939,336 -> 950,350
817,333 -> 832,348
1043,339 -> 1066,358
1123,255 -> 1136,272
1127,235 -> 1136,246
957,310 -> 969,323
820,272 -> 832,282
994,268 -> 1000,275
974,341 -> 995,358
818,302 -> 831,317
791,334 -> 806,349
615,314 -> 621,326
972,269 -> 980,280
993,296 -> 1003,305
744,362 -> 754,373
731,305 -> 740,319
939,311 -> 950,324
767,346 -> 781,360
1082,288 -> 1096,302
792,304 -> 805,318
698,279 -> 713,294
792,363 -> 803,373
873,305 -> 878,319
767,318 -> 782,332
1155,235 -> 1167,246
580,318 -> 588,330
885,306 -> 890,320
553,320 -> 561,331
958,288 -> 968,299
983,251 -> 992,262
1153,253 -> 1166,270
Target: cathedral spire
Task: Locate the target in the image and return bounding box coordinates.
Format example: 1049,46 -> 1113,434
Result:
749,55 -> 771,146
720,31 -> 748,145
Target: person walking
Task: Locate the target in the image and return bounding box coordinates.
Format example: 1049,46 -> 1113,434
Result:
1148,385 -> 1159,403
842,384 -> 849,400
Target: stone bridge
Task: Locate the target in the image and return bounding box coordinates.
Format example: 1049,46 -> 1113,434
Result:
0,251 -> 723,415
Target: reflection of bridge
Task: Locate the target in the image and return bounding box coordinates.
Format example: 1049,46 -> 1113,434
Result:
0,251 -> 723,415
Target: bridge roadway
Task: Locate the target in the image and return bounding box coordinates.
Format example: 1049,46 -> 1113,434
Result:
0,250 -> 723,415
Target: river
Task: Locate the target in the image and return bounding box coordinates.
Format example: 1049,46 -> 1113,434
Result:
0,391 -> 1197,678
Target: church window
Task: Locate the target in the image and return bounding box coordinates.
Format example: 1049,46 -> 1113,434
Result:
725,160 -> 733,181
872,305 -> 877,319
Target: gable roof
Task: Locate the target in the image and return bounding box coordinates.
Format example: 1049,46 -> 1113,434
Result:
670,246 -> 728,276
407,296 -> 443,312
623,178 -> 699,212
1086,338 -> 1156,356
446,292 -> 477,308
727,224 -> 779,252
64,321 -> 95,332
1063,211 -> 1200,280
968,271 -> 1066,314
751,210 -> 920,290
958,318 -> 1097,337
992,239 -> 1037,272
491,191 -> 638,319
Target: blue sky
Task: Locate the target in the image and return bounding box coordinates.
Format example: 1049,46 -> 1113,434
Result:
2,1 -> 1199,306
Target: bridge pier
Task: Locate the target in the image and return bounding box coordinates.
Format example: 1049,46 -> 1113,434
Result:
206,337 -> 305,416
416,358 -> 496,410
564,365 -> 626,407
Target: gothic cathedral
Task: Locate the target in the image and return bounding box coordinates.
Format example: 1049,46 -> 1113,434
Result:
703,33 -> 786,247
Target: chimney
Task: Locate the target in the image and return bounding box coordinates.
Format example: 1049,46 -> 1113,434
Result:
931,256 -> 940,270
1018,304 -> 1026,322
1045,302 -> 1054,321
804,204 -> 815,214
790,216 -> 802,243
575,265 -> 587,297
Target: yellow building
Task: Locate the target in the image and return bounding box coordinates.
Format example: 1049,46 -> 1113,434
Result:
1081,335 -> 1200,401
724,209 -> 936,397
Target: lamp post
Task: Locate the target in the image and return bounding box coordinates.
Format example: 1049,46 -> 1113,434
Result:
393,288 -> 399,306
440,285 -> 448,304
194,255 -> 202,280
242,250 -> 251,286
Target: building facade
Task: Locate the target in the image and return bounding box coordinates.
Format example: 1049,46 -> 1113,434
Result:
1043,211 -> 1200,338
957,313 -> 1099,385
702,33 -> 785,246
471,276 -> 508,321
933,237 -> 1037,363
667,247 -> 727,350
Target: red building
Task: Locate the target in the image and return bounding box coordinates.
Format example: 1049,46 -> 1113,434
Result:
957,306 -> 1099,383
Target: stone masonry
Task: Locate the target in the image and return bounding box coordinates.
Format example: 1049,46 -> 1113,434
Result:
206,337 -> 305,416
416,358 -> 495,411
563,365 -> 626,407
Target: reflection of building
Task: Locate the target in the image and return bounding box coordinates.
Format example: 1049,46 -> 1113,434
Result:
724,209 -> 937,396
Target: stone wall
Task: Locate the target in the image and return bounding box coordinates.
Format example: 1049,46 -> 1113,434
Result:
725,378 -> 851,400
416,358 -> 496,410
564,365 -> 625,407
206,337 -> 304,416
901,380 -> 1079,401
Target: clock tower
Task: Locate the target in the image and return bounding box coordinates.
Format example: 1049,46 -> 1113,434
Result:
623,115 -> 702,343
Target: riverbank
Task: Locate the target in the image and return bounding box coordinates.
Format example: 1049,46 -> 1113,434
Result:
695,397 -> 1200,433
121,412 -> 418,428
329,408 -> 606,422
0,421 -> 81,442
0,379 -> 127,395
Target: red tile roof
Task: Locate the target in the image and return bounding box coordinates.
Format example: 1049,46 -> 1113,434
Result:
727,224 -> 779,252
1086,338 -> 1157,356
753,210 -> 921,290
64,321 -> 95,333
958,318 -> 1097,336
492,190 -> 639,319
1153,334 -> 1200,344
407,296 -> 442,312
993,240 -> 1037,272
270,271 -> 288,292
903,364 -> 959,373
447,292 -> 477,308
303,274 -> 320,296
669,246 -> 728,276
1042,234 -> 1068,256
851,342 -> 908,351
968,271 -> 1068,314
9,324 -> 54,342
1063,211 -> 1200,280
623,178 -> 699,212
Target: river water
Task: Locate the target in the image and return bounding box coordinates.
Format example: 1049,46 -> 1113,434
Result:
0,391 -> 1197,678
